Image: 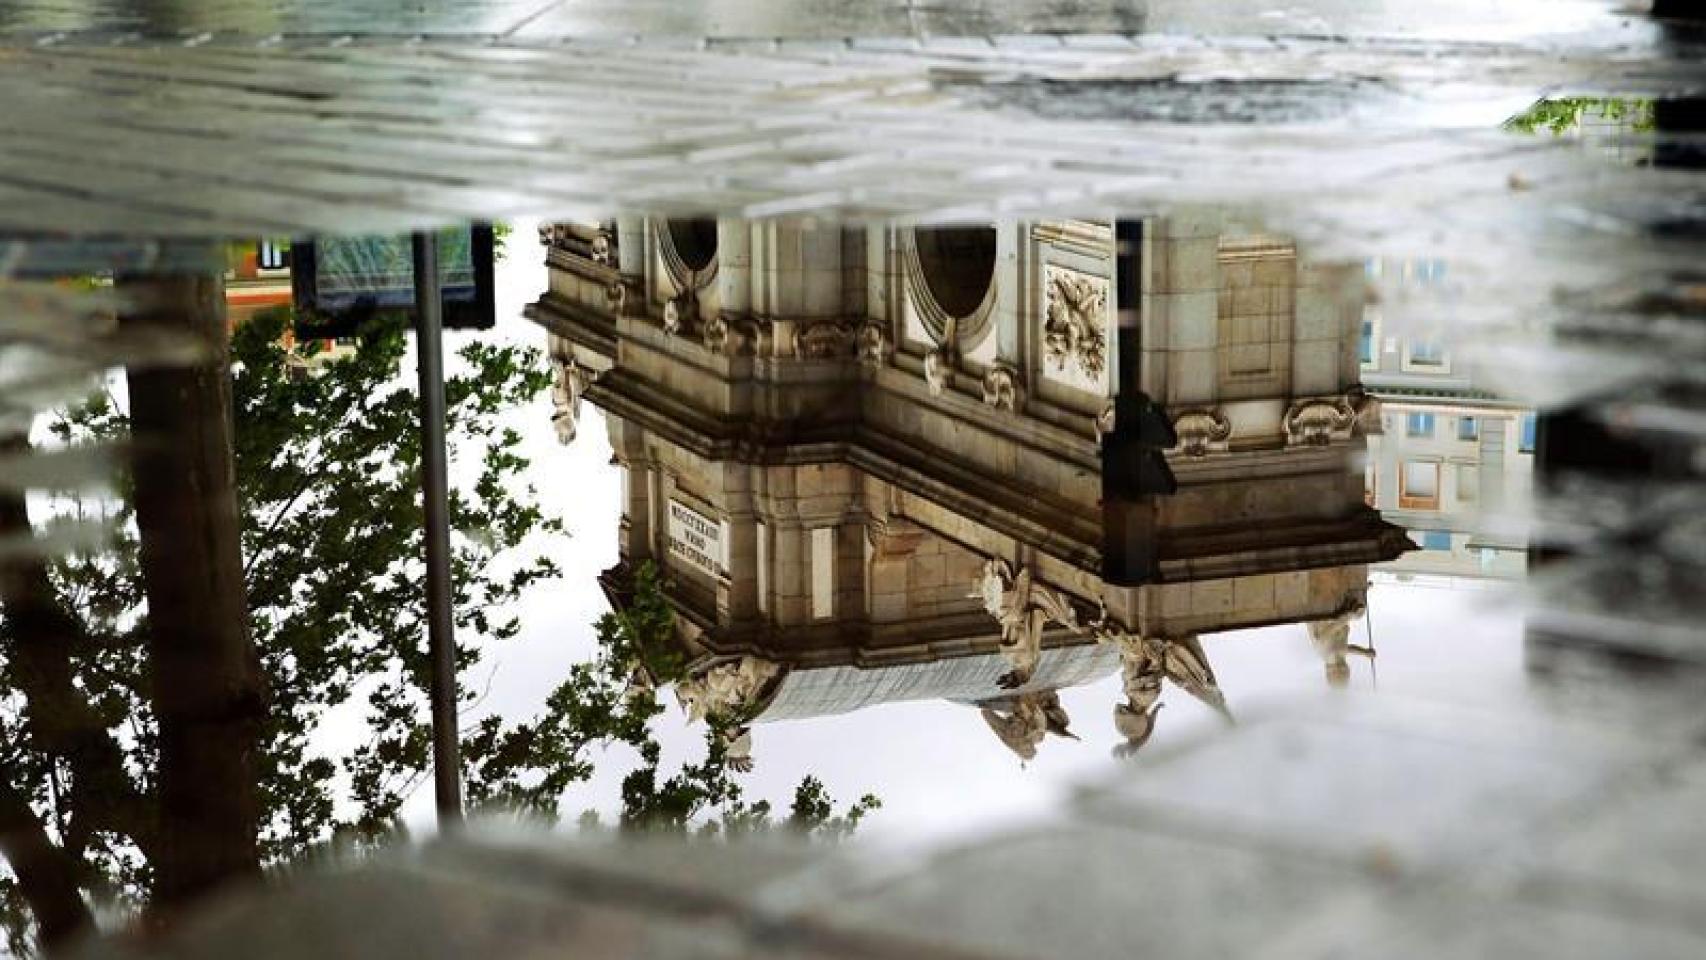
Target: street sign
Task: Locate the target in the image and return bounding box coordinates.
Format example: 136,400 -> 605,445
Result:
290,224 -> 495,337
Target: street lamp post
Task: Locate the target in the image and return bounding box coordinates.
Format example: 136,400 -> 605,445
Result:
411,230 -> 464,826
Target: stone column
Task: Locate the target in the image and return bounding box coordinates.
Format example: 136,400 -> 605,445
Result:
753,221 -> 843,355
1142,213 -> 1222,407
615,215 -> 647,317
995,222 -> 1023,364
866,516 -> 925,623
798,222 -> 843,320
717,218 -> 752,319
608,416 -> 654,562
720,465 -> 761,622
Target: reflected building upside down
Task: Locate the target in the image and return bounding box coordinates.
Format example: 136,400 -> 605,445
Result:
1359,257 -> 1535,582
528,216 -> 1413,762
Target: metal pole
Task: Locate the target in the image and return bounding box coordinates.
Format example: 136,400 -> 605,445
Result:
412,230 -> 463,826
1102,218 -> 1174,585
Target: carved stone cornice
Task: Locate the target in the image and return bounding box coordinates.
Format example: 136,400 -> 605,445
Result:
540,221 -> 616,261
1030,220 -> 1111,258
1171,408 -> 1232,457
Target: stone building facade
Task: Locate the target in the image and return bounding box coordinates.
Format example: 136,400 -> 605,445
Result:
1359,257 -> 1535,581
529,216 -> 1410,756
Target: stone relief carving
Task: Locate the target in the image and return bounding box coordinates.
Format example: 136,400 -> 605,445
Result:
924,347 -> 954,397
605,280 -> 627,314
549,356 -> 595,445
1042,264 -> 1109,382
981,363 -> 1022,411
978,559 -> 1081,690
976,690 -> 1076,764
923,311 -> 958,397
1284,387 -> 1374,446
1172,408 -> 1233,457
702,312 -> 730,352
793,320 -> 852,359
856,321 -> 890,367
674,656 -> 783,773
663,290 -> 699,336
540,222 -> 618,266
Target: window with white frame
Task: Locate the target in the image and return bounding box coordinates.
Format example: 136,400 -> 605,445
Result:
1456,463 -> 1480,503
1402,340 -> 1450,372
810,527 -> 835,620
1399,460 -> 1440,509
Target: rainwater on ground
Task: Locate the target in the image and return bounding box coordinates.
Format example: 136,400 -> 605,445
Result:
1,2 -> 1705,958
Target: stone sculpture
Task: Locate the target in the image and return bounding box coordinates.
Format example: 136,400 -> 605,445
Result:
978,690 -> 1076,763
978,559 -> 1081,689
549,356 -> 593,445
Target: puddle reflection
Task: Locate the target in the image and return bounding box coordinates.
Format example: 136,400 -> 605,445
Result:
530,215 -> 1530,784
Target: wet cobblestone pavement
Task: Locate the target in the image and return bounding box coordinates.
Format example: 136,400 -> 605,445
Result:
3,1 -> 1706,958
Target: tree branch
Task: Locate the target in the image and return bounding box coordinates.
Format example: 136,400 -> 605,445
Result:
241,452 -> 325,583
0,437 -> 160,861
0,775 -> 93,951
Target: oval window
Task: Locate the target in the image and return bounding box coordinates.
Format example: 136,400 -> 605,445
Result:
914,227 -> 996,319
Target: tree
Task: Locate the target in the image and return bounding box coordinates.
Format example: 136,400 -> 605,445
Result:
1503,97 -> 1656,136
0,309 -> 875,954
119,272 -> 266,918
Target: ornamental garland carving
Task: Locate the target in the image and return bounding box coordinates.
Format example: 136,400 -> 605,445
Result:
1042,264 -> 1109,382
